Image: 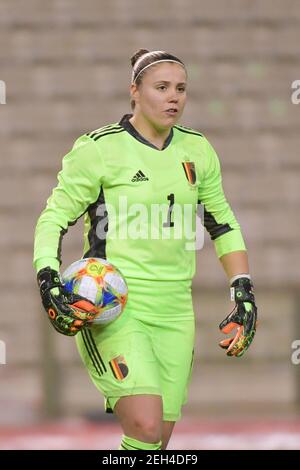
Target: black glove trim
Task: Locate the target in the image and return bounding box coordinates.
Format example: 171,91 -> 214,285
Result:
37,266 -> 62,296
230,277 -> 255,306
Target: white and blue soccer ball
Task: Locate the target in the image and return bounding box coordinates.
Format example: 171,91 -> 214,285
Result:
61,257 -> 128,325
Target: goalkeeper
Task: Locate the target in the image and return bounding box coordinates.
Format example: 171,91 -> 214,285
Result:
33,48 -> 257,450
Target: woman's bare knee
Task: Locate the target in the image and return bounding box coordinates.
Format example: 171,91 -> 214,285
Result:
114,394 -> 163,443
131,415 -> 162,443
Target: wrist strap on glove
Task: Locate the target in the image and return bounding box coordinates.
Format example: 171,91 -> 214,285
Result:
37,267 -> 62,295
230,276 -> 255,305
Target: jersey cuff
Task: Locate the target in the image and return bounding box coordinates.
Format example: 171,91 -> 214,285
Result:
214,229 -> 246,258
34,257 -> 60,273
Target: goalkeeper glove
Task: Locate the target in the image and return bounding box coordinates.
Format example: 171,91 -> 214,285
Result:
37,267 -> 98,336
219,276 -> 257,357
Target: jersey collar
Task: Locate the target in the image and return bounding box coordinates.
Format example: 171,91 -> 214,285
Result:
119,114 -> 173,151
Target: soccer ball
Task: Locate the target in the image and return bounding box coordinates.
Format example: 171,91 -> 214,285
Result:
61,257 -> 128,325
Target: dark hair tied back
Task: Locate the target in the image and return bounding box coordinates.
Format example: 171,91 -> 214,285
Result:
130,49 -> 150,68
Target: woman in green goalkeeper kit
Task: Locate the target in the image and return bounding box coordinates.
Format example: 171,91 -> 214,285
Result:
34,49 -> 257,450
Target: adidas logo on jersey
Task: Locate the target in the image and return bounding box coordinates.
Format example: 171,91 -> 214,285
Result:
131,170 -> 149,182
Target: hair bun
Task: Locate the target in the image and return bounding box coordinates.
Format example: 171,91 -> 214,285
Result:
130,49 -> 150,68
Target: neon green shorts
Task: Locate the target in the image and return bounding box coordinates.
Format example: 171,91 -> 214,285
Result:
75,278 -> 195,421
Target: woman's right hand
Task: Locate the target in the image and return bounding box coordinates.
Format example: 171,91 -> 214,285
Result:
37,267 -> 98,336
